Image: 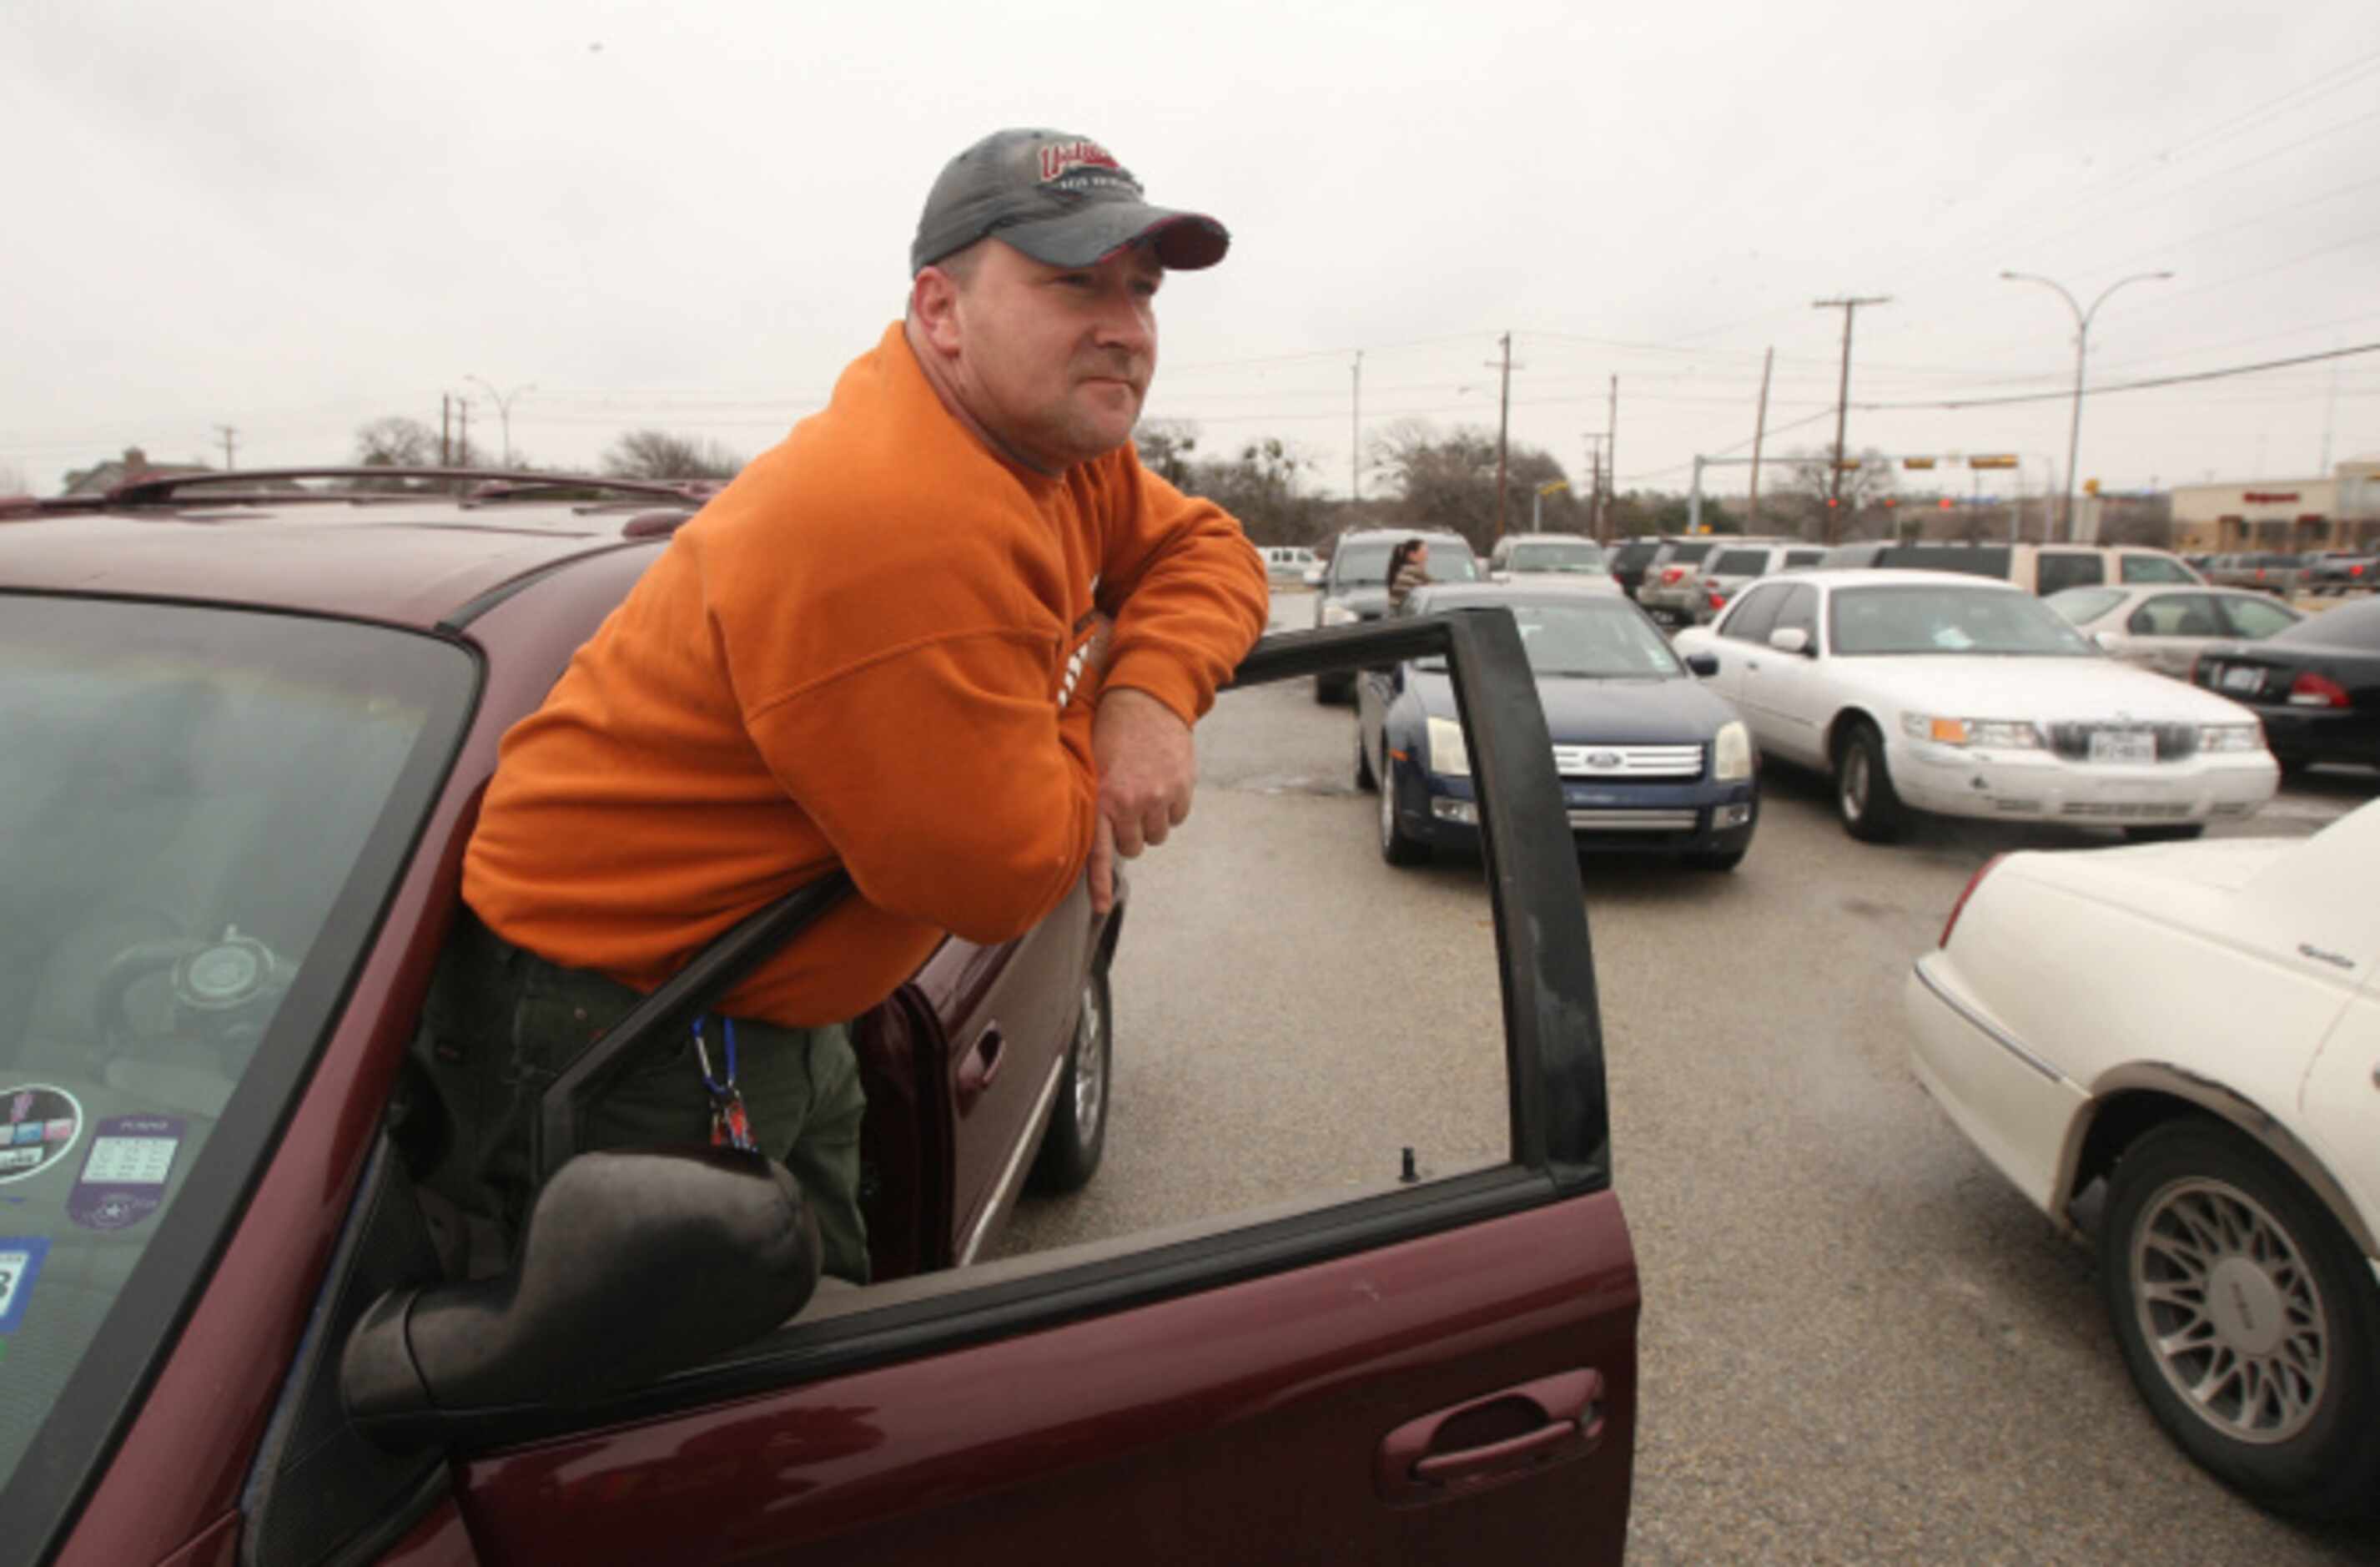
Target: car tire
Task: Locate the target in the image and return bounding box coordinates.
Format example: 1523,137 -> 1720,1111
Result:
2123,824 -> 2206,843
1355,723 -> 1376,792
1377,745 -> 1429,867
1028,965 -> 1111,1196
1833,720 -> 1905,844
2097,1118 -> 2380,1519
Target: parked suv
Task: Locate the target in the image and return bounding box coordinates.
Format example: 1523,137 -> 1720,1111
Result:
1609,534 -> 1688,602
1685,540 -> 1827,624
2307,548 -> 2378,594
1814,541 -> 2203,596
1310,527 -> 1479,701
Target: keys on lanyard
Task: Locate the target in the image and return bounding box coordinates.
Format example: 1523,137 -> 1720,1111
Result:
691,1013 -> 757,1153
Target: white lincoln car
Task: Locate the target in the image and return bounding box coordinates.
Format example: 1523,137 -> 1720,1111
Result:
1673,570 -> 2278,843
1905,800 -> 2380,1518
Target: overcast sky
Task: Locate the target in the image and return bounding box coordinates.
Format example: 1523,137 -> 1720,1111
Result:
5,1 -> 2376,501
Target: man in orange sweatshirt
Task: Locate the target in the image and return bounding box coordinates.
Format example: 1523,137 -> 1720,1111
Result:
416,129 -> 1268,1283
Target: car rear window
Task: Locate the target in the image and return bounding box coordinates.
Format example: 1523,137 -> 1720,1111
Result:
1879,546 -> 2010,577
1332,540 -> 1479,587
2274,597 -> 2380,651
1660,542 -> 1716,567
0,597 -> 473,1507
1708,550 -> 1770,576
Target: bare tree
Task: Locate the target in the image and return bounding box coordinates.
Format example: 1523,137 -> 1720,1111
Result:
602,429 -> 745,481
1778,446 -> 1897,539
354,416 -> 441,468
1366,420 -> 1584,554
1134,419 -> 1200,489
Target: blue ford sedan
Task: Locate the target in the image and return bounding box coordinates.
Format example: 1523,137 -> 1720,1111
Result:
1356,584 -> 1759,869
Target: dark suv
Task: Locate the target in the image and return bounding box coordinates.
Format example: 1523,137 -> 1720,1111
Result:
1310,527 -> 1480,701
3,468 -> 1639,1566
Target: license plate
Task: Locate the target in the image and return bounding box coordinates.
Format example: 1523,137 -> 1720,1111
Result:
2220,665 -> 2262,695
2090,730 -> 2156,765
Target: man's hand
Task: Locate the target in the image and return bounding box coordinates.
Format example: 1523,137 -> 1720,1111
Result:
1087,686 -> 1195,914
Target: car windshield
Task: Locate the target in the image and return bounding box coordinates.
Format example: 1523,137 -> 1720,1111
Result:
2120,554 -> 2197,584
1333,541 -> 1479,587
0,597 -> 473,1504
1509,542 -> 1608,574
1828,584 -> 2098,658
2045,587 -> 2126,625
1420,600 -> 1682,678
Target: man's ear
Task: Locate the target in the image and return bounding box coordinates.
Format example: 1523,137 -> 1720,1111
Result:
909,267 -> 964,356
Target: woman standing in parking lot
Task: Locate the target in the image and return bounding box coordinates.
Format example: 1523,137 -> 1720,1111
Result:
1387,537 -> 1432,609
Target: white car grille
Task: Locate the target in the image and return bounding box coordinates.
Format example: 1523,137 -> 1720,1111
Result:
2058,800 -> 2195,820
1552,743 -> 1704,779
2043,722 -> 2199,763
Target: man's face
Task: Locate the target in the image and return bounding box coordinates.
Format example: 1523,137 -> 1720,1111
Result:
933,239 -> 1163,471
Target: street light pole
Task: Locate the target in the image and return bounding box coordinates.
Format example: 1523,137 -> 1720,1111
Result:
1998,270 -> 2172,541
465,375 -> 536,467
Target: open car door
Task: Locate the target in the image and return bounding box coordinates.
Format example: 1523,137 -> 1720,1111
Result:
435,610 -> 1638,1564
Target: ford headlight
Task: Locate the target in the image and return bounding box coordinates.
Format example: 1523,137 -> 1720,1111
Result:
1900,714 -> 2040,748
1713,720 -> 1753,781
2198,723 -> 2263,753
1320,599 -> 1357,627
1426,715 -> 1471,778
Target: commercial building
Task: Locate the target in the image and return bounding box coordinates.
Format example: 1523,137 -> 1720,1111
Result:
2170,458 -> 2380,553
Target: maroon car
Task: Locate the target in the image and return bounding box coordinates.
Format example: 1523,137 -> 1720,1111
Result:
1,469 -> 1638,1565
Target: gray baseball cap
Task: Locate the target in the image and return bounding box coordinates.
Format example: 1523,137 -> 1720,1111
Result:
910,129 -> 1230,277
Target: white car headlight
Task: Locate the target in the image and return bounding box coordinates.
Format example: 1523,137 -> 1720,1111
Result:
1320,600 -> 1357,627
1426,715 -> 1471,778
2198,723 -> 2264,753
1899,714 -> 2040,748
1713,720 -> 1753,781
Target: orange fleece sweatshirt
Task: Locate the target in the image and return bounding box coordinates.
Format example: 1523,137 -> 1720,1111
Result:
461,322 -> 1268,1026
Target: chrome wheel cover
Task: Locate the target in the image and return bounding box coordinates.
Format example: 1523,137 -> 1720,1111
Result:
2131,1177 -> 2330,1445
1072,975 -> 1105,1139
1839,744 -> 1870,821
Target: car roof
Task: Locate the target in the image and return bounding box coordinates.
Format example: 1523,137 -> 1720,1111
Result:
0,469 -> 701,629
1500,532 -> 1599,544
1336,527 -> 1473,547
1769,568 -> 2025,592
1411,582 -> 1641,610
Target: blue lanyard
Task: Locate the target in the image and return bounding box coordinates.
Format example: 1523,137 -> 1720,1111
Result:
691,1014 -> 757,1152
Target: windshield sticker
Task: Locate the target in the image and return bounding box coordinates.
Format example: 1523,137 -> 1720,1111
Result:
0,1086 -> 82,1186
0,1237 -> 50,1334
68,1116 -> 186,1232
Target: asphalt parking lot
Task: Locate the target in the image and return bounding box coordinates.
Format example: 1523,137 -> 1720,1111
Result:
1001,588 -> 2377,1564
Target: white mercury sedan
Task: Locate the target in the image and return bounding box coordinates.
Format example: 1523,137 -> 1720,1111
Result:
1905,800 -> 2380,1518
1673,569 -> 2278,843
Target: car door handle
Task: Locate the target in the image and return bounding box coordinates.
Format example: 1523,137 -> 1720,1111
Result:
1374,1368 -> 1604,1504
956,1025 -> 1005,1111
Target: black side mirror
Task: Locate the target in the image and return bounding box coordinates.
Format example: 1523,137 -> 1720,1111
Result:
341,1146 -> 820,1447
1684,652 -> 1718,678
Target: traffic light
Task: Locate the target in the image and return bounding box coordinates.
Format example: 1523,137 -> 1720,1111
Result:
2084,477 -> 2101,496
1938,496 -> 1954,510
1882,497 -> 1897,509
1825,497 -> 1839,508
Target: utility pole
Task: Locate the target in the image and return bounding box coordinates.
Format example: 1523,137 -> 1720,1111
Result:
456,396 -> 472,468
1813,295 -> 1889,542
212,425 -> 238,471
440,395 -> 452,466
1488,333 -> 1517,539
1581,434 -> 1608,541
1746,347 -> 1774,532
1351,350 -> 1362,502
1604,374 -> 1617,525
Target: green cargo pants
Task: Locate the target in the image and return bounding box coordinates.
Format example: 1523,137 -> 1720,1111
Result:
409,911 -> 870,1284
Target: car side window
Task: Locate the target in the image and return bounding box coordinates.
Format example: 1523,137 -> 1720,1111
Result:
1721,583 -> 1786,644
2127,593 -> 2222,637
2219,596 -> 2300,640
1771,585 -> 1819,646
2035,552 -> 2105,594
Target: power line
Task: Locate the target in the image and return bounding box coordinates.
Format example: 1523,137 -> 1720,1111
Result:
1854,340 -> 2380,411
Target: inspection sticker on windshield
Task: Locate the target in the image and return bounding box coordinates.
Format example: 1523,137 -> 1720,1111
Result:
68,1116 -> 185,1231
0,1237 -> 49,1333
0,1086 -> 82,1186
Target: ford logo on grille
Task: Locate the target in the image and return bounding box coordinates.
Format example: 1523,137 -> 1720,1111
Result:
1587,751 -> 1623,769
